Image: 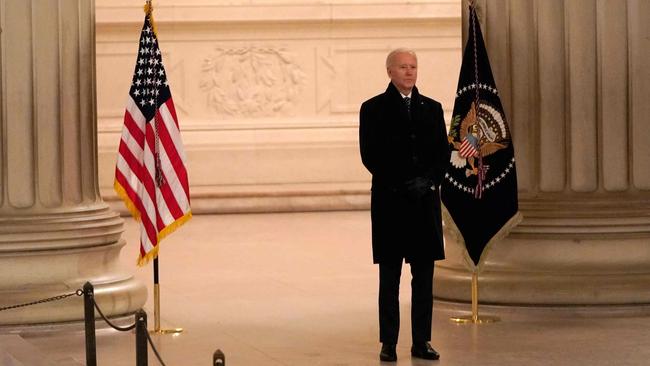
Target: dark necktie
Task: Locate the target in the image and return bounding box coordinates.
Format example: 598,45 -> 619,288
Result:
404,97 -> 411,114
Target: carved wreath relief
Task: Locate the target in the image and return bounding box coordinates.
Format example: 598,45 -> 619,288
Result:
201,47 -> 306,117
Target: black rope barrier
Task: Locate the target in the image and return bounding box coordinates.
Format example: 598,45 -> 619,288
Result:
213,349 -> 226,365
83,282 -> 97,366
0,281 -> 174,366
91,298 -> 136,332
0,289 -> 83,312
135,310 -> 149,366
85,283 -> 167,366
145,326 -> 168,366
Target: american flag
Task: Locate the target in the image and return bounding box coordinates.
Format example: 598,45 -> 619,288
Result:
114,13 -> 191,265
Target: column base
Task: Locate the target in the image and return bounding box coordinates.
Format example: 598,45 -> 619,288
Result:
435,263 -> 650,305
435,205 -> 650,305
0,239 -> 146,325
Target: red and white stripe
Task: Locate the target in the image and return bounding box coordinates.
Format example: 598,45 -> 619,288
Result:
459,137 -> 479,158
115,96 -> 191,265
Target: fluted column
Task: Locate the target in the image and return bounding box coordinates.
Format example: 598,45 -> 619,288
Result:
0,0 -> 146,324
436,0 -> 650,305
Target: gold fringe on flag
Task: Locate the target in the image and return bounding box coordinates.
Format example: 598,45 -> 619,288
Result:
442,204 -> 523,273
114,180 -> 142,221
158,211 -> 193,243
136,212 -> 192,266
115,179 -> 193,266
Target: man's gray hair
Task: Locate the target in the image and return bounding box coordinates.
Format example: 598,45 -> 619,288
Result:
385,48 -> 417,68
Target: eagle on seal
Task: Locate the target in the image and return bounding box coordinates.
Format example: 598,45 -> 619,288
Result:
449,101 -> 509,177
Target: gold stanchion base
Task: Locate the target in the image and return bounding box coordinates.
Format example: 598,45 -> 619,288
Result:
450,315 -> 500,324
149,327 -> 184,335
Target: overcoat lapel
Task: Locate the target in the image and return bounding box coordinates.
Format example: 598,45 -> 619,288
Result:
410,88 -> 422,124
384,83 -> 424,124
385,84 -> 404,119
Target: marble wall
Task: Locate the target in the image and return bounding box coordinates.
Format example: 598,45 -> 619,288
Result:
94,0 -> 462,213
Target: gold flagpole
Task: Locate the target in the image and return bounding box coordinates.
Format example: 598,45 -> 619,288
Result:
448,0 -> 499,326
151,257 -> 183,334
144,0 -> 182,335
450,272 -> 499,324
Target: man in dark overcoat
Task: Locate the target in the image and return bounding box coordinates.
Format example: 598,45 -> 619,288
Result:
359,48 -> 450,362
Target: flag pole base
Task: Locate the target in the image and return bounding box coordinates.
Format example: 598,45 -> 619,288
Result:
449,272 -> 499,324
149,328 -> 184,335
150,283 -> 184,335
450,315 -> 500,324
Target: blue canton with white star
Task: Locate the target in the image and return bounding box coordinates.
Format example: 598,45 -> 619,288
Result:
129,16 -> 171,122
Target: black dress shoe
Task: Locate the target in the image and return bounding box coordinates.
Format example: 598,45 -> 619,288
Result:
411,342 -> 440,360
379,343 -> 397,362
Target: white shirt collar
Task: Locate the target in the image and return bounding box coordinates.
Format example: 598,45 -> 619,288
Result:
400,91 -> 412,99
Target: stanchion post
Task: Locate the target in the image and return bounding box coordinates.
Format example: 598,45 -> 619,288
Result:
83,282 -> 97,366
135,310 -> 149,366
213,349 -> 226,365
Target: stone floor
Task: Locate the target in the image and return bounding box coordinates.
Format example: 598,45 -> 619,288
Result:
4,211 -> 650,365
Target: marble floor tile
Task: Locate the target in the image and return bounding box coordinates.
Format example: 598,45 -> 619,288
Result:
3,212 -> 650,366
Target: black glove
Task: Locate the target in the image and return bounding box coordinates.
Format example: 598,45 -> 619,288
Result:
403,177 -> 433,201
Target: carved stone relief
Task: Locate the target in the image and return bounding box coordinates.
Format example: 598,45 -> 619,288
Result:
201,47 -> 306,117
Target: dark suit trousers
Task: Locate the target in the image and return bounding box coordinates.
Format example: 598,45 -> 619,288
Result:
378,260 -> 434,345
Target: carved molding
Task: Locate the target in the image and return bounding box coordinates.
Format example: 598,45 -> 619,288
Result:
200,47 -> 306,117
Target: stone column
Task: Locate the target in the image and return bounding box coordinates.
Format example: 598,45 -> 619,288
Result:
0,0 -> 146,324
435,0 -> 650,305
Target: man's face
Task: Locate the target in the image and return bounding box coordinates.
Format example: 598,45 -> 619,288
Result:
387,52 -> 417,94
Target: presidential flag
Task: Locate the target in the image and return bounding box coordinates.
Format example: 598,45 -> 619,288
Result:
441,4 -> 520,267
114,7 -> 191,265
